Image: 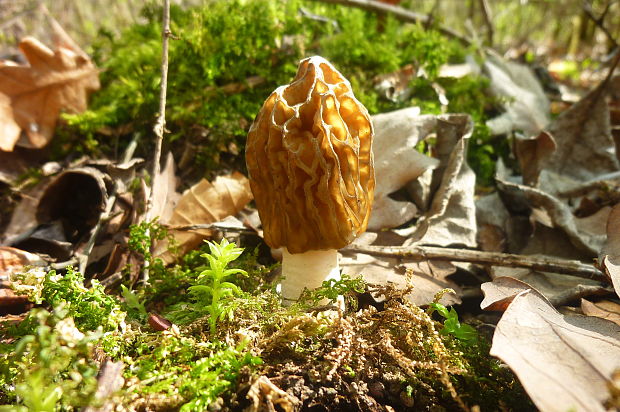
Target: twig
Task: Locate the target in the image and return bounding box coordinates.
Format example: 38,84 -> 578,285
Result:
299,7 -> 340,31
342,244 -> 607,282
310,0 -> 473,46
164,222 -> 254,234
146,0 -> 172,223
478,0 -> 494,46
142,0 -> 172,285
50,257 -> 79,271
582,0 -> 619,49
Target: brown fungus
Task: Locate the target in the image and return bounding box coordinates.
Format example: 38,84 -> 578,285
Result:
246,56 -> 374,301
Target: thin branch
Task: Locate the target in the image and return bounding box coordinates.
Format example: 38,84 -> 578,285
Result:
582,0 -> 619,49
50,257 -> 80,271
146,0 -> 172,223
164,222 -> 255,234
310,0 -> 473,46
141,0 -> 172,285
342,244 -> 607,282
478,0 -> 494,46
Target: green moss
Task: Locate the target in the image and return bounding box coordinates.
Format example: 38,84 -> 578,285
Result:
451,336 -> 536,411
63,0 -> 498,182
0,309 -> 101,409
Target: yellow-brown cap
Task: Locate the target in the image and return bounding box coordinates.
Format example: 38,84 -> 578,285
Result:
246,56 -> 374,254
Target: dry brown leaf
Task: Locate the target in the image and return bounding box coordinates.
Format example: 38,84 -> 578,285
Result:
0,246 -> 46,311
1,181 -> 47,244
496,166 -> 603,256
476,193 -> 510,252
484,55 -> 550,136
482,271 -> 608,310
0,33 -> 99,151
398,115 -> 477,248
480,276 -> 532,311
515,131 -> 556,186
157,172 -> 253,262
581,299 -> 620,326
0,246 -> 47,279
0,93 -> 20,151
601,203 -> 620,298
491,289 -> 620,412
149,152 -> 179,223
368,109 -> 438,230
545,76 -> 619,181
35,167 -> 110,243
340,251 -> 461,306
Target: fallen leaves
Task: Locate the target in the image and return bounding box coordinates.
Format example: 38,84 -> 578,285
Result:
0,19 -> 99,152
545,79 -> 619,180
484,55 -> 550,137
398,114 -> 476,248
342,112 -> 476,305
489,288 -> 620,412
368,108 -> 437,230
156,172 -> 253,262
0,94 -> 21,151
0,246 -> 46,313
581,299 -> 620,326
600,203 -> 620,298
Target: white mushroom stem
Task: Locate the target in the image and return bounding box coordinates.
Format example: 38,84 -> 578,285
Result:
280,248 -> 340,303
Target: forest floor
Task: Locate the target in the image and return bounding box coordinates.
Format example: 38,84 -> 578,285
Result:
1,0 -> 620,411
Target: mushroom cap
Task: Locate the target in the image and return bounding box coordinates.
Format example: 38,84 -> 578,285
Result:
246,56 -> 374,254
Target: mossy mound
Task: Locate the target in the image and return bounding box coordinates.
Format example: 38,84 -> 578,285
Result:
61,0 -> 501,184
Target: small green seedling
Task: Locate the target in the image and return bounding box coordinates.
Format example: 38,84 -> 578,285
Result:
189,239 -> 247,336
121,285 -> 148,319
428,302 -> 477,343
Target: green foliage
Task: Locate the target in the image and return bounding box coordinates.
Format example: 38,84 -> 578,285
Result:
63,0 -> 496,181
125,331 -> 262,411
121,284 -> 148,320
179,341 -> 262,411
298,274 -> 366,308
167,239 -> 247,335
428,302 -> 477,343
191,239 -> 247,335
128,220 -> 173,263
66,0 -> 305,169
451,336 -> 535,410
11,267 -> 125,333
0,309 -> 100,409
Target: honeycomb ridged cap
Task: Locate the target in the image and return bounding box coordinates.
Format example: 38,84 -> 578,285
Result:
246,56 -> 375,253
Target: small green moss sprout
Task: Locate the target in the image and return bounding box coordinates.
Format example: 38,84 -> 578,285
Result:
10,267 -> 125,333
0,309 -> 101,409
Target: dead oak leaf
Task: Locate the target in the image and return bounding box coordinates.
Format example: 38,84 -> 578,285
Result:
601,203 -> 620,298
491,288 -> 620,412
0,93 -> 20,151
155,172 -> 253,262
0,36 -> 99,151
581,299 -> 620,327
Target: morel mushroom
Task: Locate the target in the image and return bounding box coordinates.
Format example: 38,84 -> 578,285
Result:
246,56 -> 374,302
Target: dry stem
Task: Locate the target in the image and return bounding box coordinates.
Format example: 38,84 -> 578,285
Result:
142,0 -> 172,284
582,0 -> 619,49
146,0 -> 172,222
343,244 -> 606,282
311,0 -> 473,46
